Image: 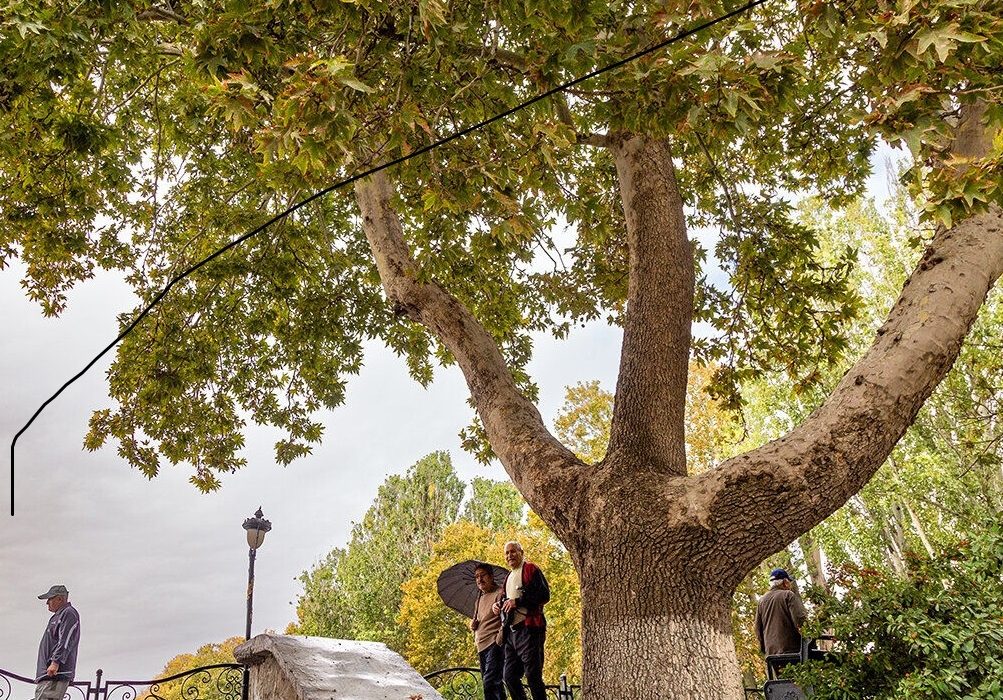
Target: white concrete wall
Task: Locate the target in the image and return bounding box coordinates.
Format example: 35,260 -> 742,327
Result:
235,633 -> 445,700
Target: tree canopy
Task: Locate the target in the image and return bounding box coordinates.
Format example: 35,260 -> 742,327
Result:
4,0 -> 889,479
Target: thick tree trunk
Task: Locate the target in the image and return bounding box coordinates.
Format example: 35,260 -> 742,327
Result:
577,540 -> 744,699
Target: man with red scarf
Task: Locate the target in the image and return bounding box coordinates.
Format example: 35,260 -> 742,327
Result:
493,541 -> 550,700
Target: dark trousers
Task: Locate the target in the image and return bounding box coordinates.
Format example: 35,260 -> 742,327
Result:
503,625 -> 546,700
479,643 -> 506,700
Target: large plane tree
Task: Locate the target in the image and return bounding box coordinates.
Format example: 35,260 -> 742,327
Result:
2,0 -> 1001,696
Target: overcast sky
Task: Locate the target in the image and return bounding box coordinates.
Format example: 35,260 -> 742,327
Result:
0,257 -> 622,683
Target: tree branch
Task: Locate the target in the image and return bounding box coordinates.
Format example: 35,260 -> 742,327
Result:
949,99 -> 993,163
697,201 -> 1003,584
155,43 -> 184,57
137,6 -> 189,25
576,132 -> 612,147
631,100 -> 1003,585
353,171 -> 585,534
605,135 -> 694,478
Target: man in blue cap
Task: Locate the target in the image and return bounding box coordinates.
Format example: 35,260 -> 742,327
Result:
754,568 -> 807,662
35,584 -> 81,700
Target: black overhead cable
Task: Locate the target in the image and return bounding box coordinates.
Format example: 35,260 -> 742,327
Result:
10,0 -> 772,515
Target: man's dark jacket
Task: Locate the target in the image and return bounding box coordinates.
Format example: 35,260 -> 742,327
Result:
754,588 -> 807,656
507,561 -> 550,629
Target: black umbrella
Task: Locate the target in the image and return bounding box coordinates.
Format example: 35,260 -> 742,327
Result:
437,559 -> 509,619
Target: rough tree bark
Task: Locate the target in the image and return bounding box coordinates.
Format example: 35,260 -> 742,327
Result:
355,104 -> 1003,698
606,136 -> 693,478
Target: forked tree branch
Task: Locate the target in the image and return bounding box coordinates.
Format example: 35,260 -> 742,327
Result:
354,171 -> 585,534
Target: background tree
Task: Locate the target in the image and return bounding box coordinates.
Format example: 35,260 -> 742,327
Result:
288,451 -> 463,649
290,455 -> 580,679
3,0 -> 1003,696
553,382 -> 613,465
461,476 -> 525,531
285,548 -> 351,638
140,637 -> 244,700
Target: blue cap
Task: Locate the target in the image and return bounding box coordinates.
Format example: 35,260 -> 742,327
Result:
769,568 -> 791,582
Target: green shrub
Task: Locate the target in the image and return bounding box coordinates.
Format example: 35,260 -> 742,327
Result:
792,525 -> 1003,699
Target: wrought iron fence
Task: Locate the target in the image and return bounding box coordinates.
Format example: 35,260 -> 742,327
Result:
420,666 -> 772,699
0,664 -> 244,700
423,667 -> 578,700
0,667 -> 90,700
3,662 -> 769,699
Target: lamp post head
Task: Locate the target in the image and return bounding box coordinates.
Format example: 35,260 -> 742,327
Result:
242,507 -> 272,550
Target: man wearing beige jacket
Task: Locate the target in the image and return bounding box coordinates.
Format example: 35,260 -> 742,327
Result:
469,563 -> 505,700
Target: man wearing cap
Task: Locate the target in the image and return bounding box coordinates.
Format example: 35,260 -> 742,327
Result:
35,585 -> 81,700
754,568 -> 808,663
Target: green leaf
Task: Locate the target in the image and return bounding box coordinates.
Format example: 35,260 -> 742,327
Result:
914,24 -> 985,62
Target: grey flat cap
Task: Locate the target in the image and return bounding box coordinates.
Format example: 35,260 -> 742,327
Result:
38,585 -> 69,600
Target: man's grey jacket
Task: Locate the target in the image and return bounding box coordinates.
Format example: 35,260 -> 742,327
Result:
36,602 -> 81,682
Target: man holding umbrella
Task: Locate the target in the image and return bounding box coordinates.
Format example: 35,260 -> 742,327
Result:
437,559 -> 509,700
470,562 -> 506,700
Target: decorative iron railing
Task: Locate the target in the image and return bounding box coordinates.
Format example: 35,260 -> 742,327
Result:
0,664 -> 244,700
422,667 -> 579,700
420,666 -> 770,699
0,667 -> 91,700
2,661 -> 770,699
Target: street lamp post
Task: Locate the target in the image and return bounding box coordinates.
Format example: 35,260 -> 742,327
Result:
241,507 -> 271,700
242,507 -> 272,641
